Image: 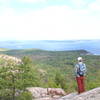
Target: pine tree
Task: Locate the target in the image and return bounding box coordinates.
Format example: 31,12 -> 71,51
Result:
0,57 -> 36,100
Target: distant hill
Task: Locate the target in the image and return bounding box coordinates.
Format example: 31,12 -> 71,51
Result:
0,40 -> 100,54
0,49 -> 91,62
0,49 -> 90,56
0,48 -> 9,51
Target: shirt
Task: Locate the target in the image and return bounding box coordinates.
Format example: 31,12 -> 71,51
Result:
75,62 -> 87,77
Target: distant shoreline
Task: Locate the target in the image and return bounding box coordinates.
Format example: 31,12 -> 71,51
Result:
0,40 -> 100,55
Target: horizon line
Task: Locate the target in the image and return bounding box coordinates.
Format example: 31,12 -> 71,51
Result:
0,39 -> 100,41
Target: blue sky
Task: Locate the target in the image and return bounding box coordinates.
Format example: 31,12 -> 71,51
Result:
0,0 -> 100,40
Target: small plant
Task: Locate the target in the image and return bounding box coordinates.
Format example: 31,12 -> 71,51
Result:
16,91 -> 32,100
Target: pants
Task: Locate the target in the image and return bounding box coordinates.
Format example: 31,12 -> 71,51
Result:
76,76 -> 85,94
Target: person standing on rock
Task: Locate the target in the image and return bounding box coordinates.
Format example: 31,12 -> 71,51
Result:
75,57 -> 87,94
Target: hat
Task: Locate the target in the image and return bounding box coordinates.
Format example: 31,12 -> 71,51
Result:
77,57 -> 82,61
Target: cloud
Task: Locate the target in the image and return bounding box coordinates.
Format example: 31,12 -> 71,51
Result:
70,0 -> 87,7
0,4 -> 100,40
18,0 -> 47,3
88,0 -> 100,11
0,0 -> 11,3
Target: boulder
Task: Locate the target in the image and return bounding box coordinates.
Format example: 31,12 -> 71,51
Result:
26,87 -> 66,99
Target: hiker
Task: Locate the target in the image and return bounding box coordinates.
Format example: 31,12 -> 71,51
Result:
75,57 -> 87,94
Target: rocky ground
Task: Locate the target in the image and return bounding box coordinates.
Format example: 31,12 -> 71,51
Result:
27,87 -> 100,100
26,87 -> 66,100
58,87 -> 100,100
58,88 -> 100,100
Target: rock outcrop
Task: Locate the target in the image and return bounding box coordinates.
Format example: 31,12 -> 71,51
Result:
0,54 -> 22,64
59,87 -> 100,100
27,87 -> 100,100
26,87 -> 66,100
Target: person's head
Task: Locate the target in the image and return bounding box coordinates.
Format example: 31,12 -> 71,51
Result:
77,57 -> 83,62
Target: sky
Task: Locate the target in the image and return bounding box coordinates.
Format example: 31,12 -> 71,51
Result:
0,0 -> 100,40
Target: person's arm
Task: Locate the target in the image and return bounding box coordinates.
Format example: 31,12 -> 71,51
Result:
83,63 -> 87,76
75,64 -> 80,77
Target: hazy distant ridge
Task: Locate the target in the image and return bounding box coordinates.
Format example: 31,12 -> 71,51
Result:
0,40 -> 100,55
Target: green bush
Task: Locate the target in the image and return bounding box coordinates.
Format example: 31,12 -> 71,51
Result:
17,91 -> 32,100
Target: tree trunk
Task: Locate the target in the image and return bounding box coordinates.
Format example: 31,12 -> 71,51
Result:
12,75 -> 15,100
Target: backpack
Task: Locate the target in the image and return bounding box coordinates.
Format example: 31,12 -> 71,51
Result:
77,64 -> 85,76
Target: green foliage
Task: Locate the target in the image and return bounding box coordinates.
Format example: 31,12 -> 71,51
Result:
16,91 -> 32,100
55,72 -> 67,90
0,49 -> 100,98
0,56 -> 40,100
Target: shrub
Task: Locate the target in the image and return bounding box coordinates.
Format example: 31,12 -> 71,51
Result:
16,91 -> 32,100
